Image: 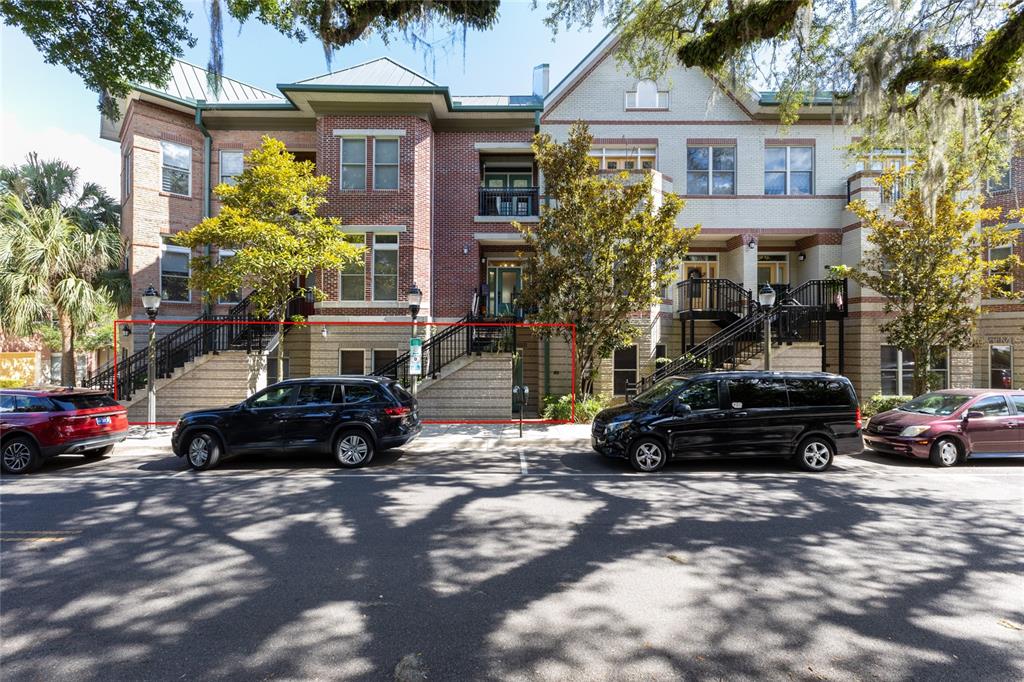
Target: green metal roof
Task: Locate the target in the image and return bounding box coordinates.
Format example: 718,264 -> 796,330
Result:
758,91 -> 838,106
297,57 -> 438,88
146,59 -> 286,104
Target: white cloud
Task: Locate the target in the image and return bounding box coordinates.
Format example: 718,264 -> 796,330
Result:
1,110 -> 120,196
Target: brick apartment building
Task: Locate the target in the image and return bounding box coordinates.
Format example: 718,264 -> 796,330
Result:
98,35 -> 1022,419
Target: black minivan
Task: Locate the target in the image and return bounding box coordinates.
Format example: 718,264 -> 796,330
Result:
592,371 -> 862,472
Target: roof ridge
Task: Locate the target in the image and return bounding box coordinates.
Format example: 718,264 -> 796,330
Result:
294,55 -> 438,87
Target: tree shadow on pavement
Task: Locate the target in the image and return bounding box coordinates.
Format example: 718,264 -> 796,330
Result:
1,464 -> 1021,681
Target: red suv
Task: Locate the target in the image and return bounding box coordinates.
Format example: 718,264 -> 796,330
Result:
0,388 -> 128,474
863,389 -> 1024,466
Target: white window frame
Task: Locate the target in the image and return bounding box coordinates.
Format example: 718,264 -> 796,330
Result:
371,233 -> 399,302
590,146 -> 658,171
612,344 -> 639,397
340,137 -> 367,191
989,344 -> 1014,389
625,80 -> 668,109
340,232 -> 366,301
880,345 -> 949,394
373,138 -> 400,190
764,146 -> 814,196
339,348 -> 367,375
122,148 -> 132,198
219,149 -> 244,186
160,243 -> 192,303
160,140 -> 191,197
686,145 -> 737,195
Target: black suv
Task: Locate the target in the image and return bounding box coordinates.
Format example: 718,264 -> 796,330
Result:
592,371 -> 862,473
172,376 -> 421,471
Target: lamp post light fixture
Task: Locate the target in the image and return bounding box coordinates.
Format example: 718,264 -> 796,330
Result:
757,283 -> 777,371
141,285 -> 161,437
408,283 -> 423,395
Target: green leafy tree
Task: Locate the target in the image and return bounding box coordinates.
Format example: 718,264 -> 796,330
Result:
0,195 -> 124,386
517,122 -> 698,396
173,136 -> 362,379
842,168 -> 1022,396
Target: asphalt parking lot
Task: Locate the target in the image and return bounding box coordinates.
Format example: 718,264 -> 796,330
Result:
2,425 -> 1023,681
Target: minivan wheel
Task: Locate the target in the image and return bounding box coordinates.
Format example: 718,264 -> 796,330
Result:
629,437 -> 667,473
335,431 -> 374,468
1,437 -> 40,474
796,437 -> 834,472
186,432 -> 221,471
930,437 -> 961,467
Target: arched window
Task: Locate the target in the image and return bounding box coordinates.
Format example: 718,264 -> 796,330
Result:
627,80 -> 667,109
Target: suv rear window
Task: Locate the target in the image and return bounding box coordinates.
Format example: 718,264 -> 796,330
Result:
388,382 -> 414,402
786,379 -> 856,407
50,393 -> 119,411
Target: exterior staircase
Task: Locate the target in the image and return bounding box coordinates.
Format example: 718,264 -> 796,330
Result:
637,278 -> 848,393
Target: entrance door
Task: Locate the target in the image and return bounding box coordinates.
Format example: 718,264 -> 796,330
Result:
489,266 -> 522,317
757,256 -> 789,286
484,172 -> 534,216
683,260 -> 719,310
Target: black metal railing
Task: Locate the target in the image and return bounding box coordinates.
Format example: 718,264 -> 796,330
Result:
636,278 -> 848,393
478,187 -> 540,217
81,292 -> 278,401
677,278 -> 753,317
372,312 -> 517,388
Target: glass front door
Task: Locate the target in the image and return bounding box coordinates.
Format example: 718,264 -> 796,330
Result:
757,257 -> 789,285
487,266 -> 522,317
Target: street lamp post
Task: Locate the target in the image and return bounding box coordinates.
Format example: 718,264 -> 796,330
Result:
758,284 -> 777,371
141,285 -> 162,437
407,283 -> 422,396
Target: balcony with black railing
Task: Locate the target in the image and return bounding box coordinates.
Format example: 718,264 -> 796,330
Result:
477,187 -> 540,218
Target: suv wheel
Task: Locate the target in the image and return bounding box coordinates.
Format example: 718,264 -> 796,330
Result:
796,437 -> 834,472
186,432 -> 221,471
1,436 -> 40,474
335,431 -> 374,468
629,437 -> 667,473
930,437 -> 961,467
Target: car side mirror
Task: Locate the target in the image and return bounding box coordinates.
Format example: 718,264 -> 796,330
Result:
965,410 -> 984,420
674,399 -> 692,416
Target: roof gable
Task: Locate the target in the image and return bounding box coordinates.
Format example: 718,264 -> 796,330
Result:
144,59 -> 286,104
297,57 -> 437,88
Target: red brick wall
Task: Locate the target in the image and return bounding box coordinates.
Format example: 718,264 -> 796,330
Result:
433,130 -> 533,318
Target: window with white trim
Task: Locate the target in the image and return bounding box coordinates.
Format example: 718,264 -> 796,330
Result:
880,345 -> 948,395
161,141 -> 191,195
626,80 -> 667,109
686,145 -> 736,195
217,248 -> 240,303
161,245 -> 191,302
372,233 -> 399,301
340,138 -> 367,190
989,157 -> 1011,192
764,146 -> 813,195
613,345 -> 638,396
990,345 -> 1013,388
340,233 -> 366,301
988,243 -> 1014,297
373,138 -> 399,190
590,146 -> 657,171
219,150 -> 244,186
122,148 -> 132,198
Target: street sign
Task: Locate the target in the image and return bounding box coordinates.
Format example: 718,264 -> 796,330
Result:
409,337 -> 423,376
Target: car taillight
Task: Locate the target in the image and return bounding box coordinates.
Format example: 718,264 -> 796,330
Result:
855,407 -> 863,430
385,406 -> 411,417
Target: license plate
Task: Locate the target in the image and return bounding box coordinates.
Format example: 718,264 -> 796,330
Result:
96,416 -> 111,426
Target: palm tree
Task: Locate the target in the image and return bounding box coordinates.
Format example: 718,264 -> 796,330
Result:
0,194 -> 124,386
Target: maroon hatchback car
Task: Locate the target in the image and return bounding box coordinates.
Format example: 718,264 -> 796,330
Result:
863,389 -> 1024,466
0,387 -> 128,474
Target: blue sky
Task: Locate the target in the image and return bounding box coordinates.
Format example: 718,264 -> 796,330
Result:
1,1 -> 605,195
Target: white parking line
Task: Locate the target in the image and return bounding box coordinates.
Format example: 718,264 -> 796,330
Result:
519,452 -> 529,475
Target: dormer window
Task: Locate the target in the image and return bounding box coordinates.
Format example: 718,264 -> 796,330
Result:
626,80 -> 668,109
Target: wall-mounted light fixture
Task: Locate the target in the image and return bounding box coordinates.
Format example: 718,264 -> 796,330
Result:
797,252 -> 807,261
121,325 -> 132,336
747,236 -> 757,249
321,325 -> 329,339
463,245 -> 470,255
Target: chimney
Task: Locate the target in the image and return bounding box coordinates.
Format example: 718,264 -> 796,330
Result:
532,63 -> 550,99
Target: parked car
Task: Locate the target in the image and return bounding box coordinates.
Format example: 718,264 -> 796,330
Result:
171,376 -> 421,471
592,371 -> 862,473
863,389 -> 1024,466
0,387 -> 129,474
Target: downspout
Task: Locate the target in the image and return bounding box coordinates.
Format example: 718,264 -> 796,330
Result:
194,100 -> 212,314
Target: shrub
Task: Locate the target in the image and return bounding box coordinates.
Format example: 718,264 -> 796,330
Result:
862,394 -> 912,418
542,393 -> 608,423
0,379 -> 25,388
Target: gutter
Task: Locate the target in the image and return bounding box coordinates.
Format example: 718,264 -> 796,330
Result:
195,101 -> 213,314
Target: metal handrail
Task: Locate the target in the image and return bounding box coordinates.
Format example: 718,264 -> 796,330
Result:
478,187 -> 540,217
677,278 -> 753,316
